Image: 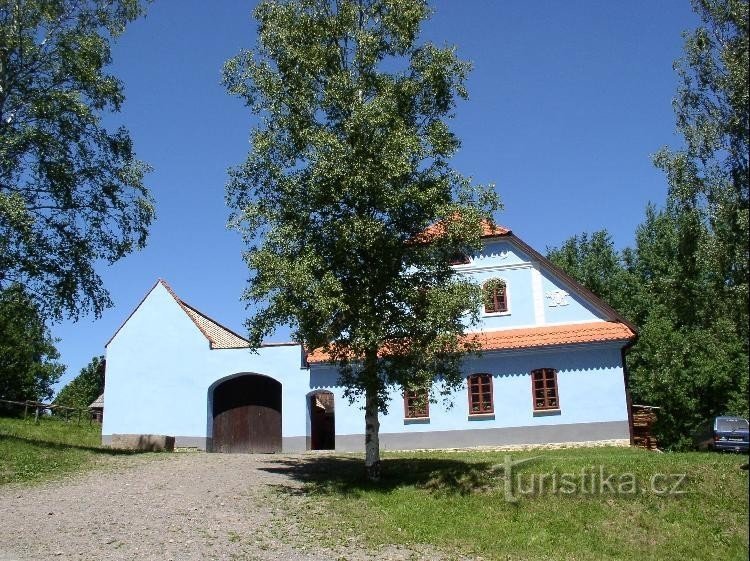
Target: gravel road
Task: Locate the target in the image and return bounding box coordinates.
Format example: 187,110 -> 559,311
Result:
0,452 -> 455,561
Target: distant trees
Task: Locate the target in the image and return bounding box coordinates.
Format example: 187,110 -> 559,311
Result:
0,285 -> 64,404
225,0 -> 499,478
546,0 -> 749,450
0,0 -> 155,321
54,355 -> 104,410
544,231 -> 635,317
548,221 -> 748,449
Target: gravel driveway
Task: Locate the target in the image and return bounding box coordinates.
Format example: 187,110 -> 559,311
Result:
0,452 -> 452,561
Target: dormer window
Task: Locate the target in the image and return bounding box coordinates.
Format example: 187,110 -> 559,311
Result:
483,278 -> 508,314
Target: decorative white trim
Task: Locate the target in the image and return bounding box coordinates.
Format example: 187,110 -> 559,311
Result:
531,264 -> 545,325
546,289 -> 570,307
474,318 -> 608,334
485,248 -> 511,260
462,340 -> 629,359
453,262 -> 533,273
483,310 -> 511,318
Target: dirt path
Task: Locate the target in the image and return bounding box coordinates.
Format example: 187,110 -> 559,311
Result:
0,452 -> 450,561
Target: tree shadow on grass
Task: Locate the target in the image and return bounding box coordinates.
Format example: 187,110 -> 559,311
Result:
0,433 -> 147,455
259,454 -> 535,497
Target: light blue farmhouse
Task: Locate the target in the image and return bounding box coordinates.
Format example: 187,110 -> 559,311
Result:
102,224 -> 637,452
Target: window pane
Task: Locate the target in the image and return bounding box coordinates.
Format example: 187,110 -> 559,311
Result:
469,374 -> 492,413
532,369 -> 558,410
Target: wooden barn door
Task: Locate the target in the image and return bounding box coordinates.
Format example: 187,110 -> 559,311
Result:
309,391 -> 335,450
212,375 -> 282,453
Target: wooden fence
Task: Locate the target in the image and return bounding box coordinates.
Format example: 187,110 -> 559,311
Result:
0,398 -> 97,424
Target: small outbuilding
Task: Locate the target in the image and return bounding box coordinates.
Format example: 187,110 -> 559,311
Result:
89,393 -> 104,423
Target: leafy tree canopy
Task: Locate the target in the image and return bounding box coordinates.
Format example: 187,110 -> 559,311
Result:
0,284 -> 64,405
549,0 -> 748,449
654,0 -> 748,335
549,219 -> 748,450
545,230 -> 639,319
225,0 -> 500,477
0,0 -> 155,321
53,354 -> 104,410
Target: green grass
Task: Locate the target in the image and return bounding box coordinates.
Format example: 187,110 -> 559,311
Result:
268,447 -> 749,561
0,415 -> 128,485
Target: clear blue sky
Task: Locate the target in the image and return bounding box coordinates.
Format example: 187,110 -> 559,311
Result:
52,0 -> 697,391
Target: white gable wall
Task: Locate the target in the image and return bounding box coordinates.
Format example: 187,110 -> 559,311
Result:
103,283 -> 309,448
456,238 -> 609,331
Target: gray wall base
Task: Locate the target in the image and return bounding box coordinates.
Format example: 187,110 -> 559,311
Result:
106,421 -> 628,454
284,420 -> 630,453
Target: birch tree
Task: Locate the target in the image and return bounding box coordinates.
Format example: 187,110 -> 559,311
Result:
225,0 -> 499,479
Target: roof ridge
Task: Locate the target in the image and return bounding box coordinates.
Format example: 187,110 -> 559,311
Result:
412,218 -> 511,244
150,280 -> 218,347
105,279 -> 164,347
105,279 -> 250,350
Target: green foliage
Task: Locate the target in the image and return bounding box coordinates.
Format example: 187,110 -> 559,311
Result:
548,1 -> 749,450
0,0 -> 155,321
225,0 -> 499,469
0,284 -> 64,403
546,230 -> 639,318
634,0 -> 748,446
53,355 -> 104,410
653,0 -> 748,335
548,222 -> 749,449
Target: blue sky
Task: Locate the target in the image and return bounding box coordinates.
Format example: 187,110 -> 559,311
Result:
52,0 -> 697,390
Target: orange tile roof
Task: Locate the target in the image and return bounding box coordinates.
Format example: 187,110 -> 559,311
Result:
306,321 -> 635,364
469,321 -> 635,352
411,218 -> 510,243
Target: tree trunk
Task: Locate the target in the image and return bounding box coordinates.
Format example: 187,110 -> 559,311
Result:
364,384 -> 381,481
363,348 -> 381,481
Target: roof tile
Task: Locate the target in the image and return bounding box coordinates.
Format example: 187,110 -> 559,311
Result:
412,218 -> 510,243
178,301 -> 250,349
307,321 -> 635,364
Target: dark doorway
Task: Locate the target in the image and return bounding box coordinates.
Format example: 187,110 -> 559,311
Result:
212,374 -> 282,453
309,391 -> 335,450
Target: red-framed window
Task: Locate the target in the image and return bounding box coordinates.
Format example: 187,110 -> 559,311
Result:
531,368 -> 559,410
483,279 -> 508,314
467,374 -> 493,414
404,390 -> 429,418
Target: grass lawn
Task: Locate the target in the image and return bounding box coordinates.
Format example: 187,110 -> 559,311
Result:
269,446 -> 749,561
0,416 -> 127,485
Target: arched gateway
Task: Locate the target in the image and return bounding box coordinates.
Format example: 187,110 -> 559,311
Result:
211,374 -> 282,453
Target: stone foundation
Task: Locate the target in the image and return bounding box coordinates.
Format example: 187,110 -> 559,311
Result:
108,434 -> 175,452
